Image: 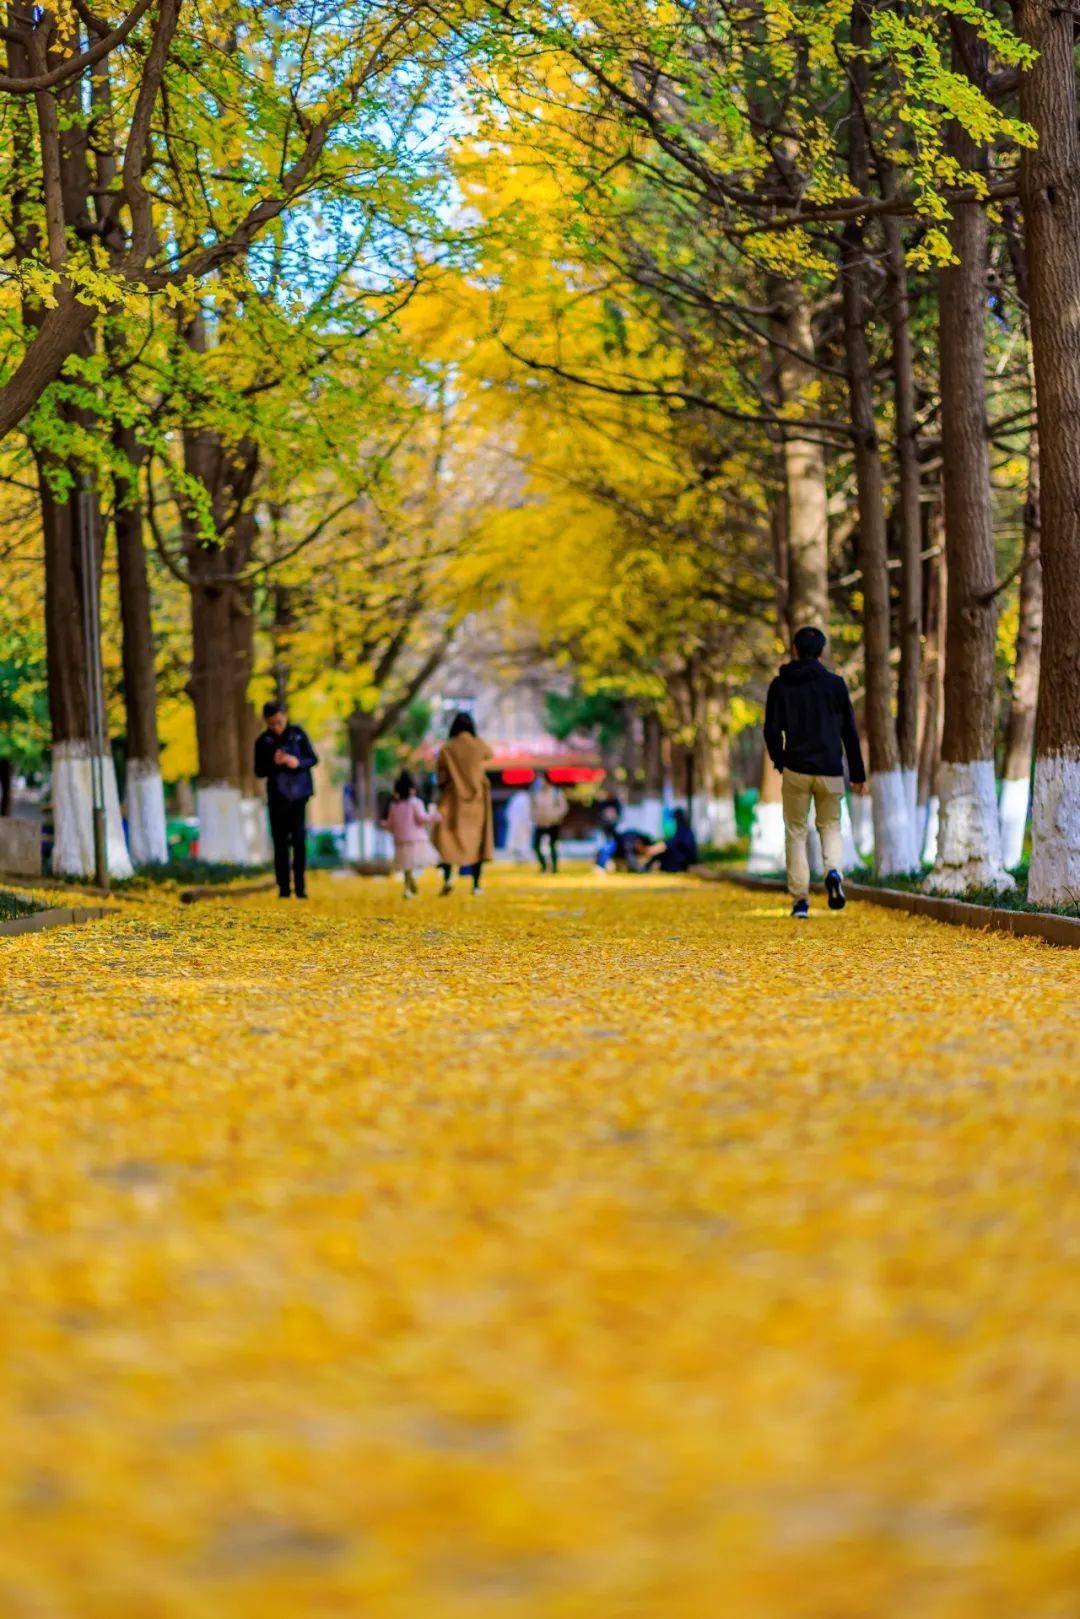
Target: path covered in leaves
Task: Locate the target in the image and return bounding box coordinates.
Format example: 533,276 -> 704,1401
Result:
2,869 -> 1077,1618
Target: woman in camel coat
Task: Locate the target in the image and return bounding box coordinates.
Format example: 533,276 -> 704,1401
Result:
433,711 -> 495,894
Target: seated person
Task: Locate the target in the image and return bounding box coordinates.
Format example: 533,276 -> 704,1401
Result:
644,807 -> 698,873
594,790 -> 623,869
597,825 -> 652,872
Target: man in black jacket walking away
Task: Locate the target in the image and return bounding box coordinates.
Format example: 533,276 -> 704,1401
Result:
763,626 -> 868,919
254,701 -> 319,899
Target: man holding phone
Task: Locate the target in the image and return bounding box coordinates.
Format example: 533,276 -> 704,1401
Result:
254,700 -> 319,899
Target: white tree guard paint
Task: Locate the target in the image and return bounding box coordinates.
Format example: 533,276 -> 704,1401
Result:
840,797 -> 858,870
240,795 -> 272,865
125,759 -> 168,867
196,783 -> 247,865
921,796 -> 940,866
52,742 -> 134,879
699,794 -> 738,849
346,818 -> 392,863
504,790 -> 533,860
635,796 -> 665,840
871,768 -> 919,875
998,775 -> 1031,872
806,809 -> 824,880
930,759 -> 1013,893
1028,755 -> 1080,909
902,768 -> 918,832
747,798 -> 785,873
849,792 -> 875,862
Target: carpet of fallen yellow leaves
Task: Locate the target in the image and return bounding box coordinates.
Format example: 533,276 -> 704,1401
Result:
1,867 -> 1078,1619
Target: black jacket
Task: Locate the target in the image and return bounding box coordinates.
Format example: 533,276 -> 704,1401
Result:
254,724 -> 318,802
763,659 -> 866,782
656,821 -> 698,872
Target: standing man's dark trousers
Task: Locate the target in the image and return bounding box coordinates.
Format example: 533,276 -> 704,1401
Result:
269,795 -> 307,897
533,826 -> 560,872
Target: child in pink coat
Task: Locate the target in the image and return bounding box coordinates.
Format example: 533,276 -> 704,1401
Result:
382,771 -> 439,898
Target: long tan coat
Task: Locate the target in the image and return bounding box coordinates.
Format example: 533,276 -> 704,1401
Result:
432,732 -> 495,865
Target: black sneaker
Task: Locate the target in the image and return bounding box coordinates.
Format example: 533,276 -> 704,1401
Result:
791,898 -> 809,920
825,870 -> 846,910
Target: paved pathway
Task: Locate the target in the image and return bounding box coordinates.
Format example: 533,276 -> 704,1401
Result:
2,870 -> 1077,1617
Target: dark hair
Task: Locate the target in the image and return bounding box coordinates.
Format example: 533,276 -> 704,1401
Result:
262,699 -> 285,721
394,770 -> 415,800
673,805 -> 690,826
449,710 -> 476,737
793,625 -> 826,660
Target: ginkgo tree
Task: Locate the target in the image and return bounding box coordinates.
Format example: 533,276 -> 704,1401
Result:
1,0 -> 468,873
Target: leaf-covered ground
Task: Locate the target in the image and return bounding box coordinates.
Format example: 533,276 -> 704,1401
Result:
1,869 -> 1077,1618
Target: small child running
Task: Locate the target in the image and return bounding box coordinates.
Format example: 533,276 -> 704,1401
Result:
382,770 -> 439,898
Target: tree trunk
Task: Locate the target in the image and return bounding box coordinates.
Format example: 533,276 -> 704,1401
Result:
348,711 -> 379,863
748,749 -> 784,873
639,709 -> 666,838
773,282 -> 829,632
189,566 -> 247,863
37,459 -> 132,878
750,320 -> 808,877
114,425 -> 167,865
231,572 -> 270,864
840,1 -> 914,874
770,465 -> 790,639
696,699 -> 737,848
0,758 -> 12,818
999,452 -> 1042,870
1016,0 -> 1080,906
932,19 -> 1011,892
883,202 -> 923,803
180,312 -> 261,865
917,518 -> 947,864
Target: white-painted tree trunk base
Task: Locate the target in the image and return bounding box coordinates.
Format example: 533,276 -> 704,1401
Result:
921,796 -> 939,866
504,792 -> 533,860
747,799 -> 785,873
635,796 -> 665,840
840,797 -> 858,870
930,760 -> 1013,893
346,818 -> 392,863
52,743 -> 134,879
698,794 -> 737,848
871,768 -> 919,876
1028,755 -> 1080,909
125,759 -> 168,867
849,793 -> 874,862
196,783 -> 248,865
998,775 -> 1031,872
806,809 -> 824,880
902,768 -> 918,830
240,795 -> 272,865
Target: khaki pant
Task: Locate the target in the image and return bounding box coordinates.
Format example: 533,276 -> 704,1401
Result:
782,770 -> 845,899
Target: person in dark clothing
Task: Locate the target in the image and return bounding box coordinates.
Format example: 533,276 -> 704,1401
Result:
645,807 -> 699,873
254,700 -> 319,898
763,625 -> 867,919
594,790 -> 624,870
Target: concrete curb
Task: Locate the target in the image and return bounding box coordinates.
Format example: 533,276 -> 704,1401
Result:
0,868 -> 113,897
693,867 -> 1080,950
0,904 -> 113,938
179,879 -> 278,905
